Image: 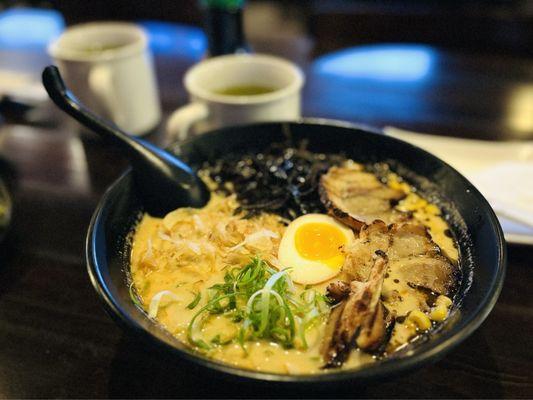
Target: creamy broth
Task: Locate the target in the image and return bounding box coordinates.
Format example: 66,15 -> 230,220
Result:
130,194 -> 364,374
130,162 -> 458,375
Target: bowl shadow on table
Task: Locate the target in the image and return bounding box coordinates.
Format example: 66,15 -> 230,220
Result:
0,240 -> 19,300
107,329 -> 503,399
0,158 -> 18,297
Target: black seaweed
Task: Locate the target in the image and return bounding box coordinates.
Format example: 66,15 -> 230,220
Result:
202,142 -> 346,219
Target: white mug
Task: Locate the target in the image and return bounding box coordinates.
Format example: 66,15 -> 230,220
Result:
167,54 -> 304,141
48,22 -> 161,136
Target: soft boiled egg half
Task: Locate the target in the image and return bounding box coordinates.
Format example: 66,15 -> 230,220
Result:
277,214 -> 354,285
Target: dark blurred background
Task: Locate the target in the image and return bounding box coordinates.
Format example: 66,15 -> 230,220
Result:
0,0 -> 531,57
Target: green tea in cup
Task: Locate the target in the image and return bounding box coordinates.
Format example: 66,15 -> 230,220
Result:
214,85 -> 277,96
77,42 -> 126,54
166,54 -> 304,141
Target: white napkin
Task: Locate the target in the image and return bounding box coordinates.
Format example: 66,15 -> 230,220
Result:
471,162 -> 533,228
384,126 -> 533,243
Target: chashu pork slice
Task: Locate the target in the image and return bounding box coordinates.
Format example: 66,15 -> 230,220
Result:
388,223 -> 441,259
341,221 -> 457,297
321,222 -> 459,367
387,223 -> 458,295
319,165 -> 409,231
356,301 -> 394,352
341,220 -> 391,282
322,252 -> 389,367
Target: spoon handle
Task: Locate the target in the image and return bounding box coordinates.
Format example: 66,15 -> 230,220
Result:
42,65 -> 196,177
43,65 -> 142,151
42,65 -> 210,214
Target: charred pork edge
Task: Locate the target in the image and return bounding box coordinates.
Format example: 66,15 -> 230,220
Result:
318,177 -> 366,231
321,254 -> 388,368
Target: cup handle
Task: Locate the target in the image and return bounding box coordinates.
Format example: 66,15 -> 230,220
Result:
166,102 -> 209,142
88,65 -> 121,125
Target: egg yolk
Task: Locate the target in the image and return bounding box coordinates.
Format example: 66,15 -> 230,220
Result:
294,223 -> 347,267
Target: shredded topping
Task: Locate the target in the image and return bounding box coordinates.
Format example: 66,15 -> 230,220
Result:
148,290 -> 182,318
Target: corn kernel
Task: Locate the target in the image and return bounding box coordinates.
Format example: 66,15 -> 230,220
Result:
425,204 -> 440,215
430,305 -> 448,321
389,180 -> 402,190
407,310 -> 431,331
430,295 -> 452,322
436,295 -> 452,308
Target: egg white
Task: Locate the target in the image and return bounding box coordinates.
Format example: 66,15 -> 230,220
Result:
277,214 -> 354,285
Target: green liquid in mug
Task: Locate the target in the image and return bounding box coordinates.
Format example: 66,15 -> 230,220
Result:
77,43 -> 126,54
214,85 -> 278,96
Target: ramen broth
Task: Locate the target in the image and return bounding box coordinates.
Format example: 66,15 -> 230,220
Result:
131,208 -> 373,373
130,147 -> 459,375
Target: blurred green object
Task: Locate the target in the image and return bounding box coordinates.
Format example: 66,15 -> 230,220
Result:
201,0 -> 244,10
201,0 -> 248,56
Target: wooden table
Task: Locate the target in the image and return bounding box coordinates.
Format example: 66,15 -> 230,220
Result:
0,44 -> 532,398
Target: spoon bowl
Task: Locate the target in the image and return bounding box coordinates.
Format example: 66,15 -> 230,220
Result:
42,65 -> 210,216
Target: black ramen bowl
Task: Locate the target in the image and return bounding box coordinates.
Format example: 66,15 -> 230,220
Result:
87,120 -> 506,383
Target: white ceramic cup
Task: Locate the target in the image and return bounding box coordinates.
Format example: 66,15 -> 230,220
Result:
48,22 -> 161,136
167,54 -> 304,141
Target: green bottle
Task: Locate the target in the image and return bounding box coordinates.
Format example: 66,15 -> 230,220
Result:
200,0 -> 249,56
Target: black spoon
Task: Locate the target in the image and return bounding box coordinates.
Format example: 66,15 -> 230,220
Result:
42,65 -> 210,216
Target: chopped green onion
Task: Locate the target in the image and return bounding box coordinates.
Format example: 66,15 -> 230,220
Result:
129,283 -> 142,308
148,290 -> 182,318
185,257 -> 330,351
187,293 -> 235,350
211,334 -> 233,345
186,292 -> 202,309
